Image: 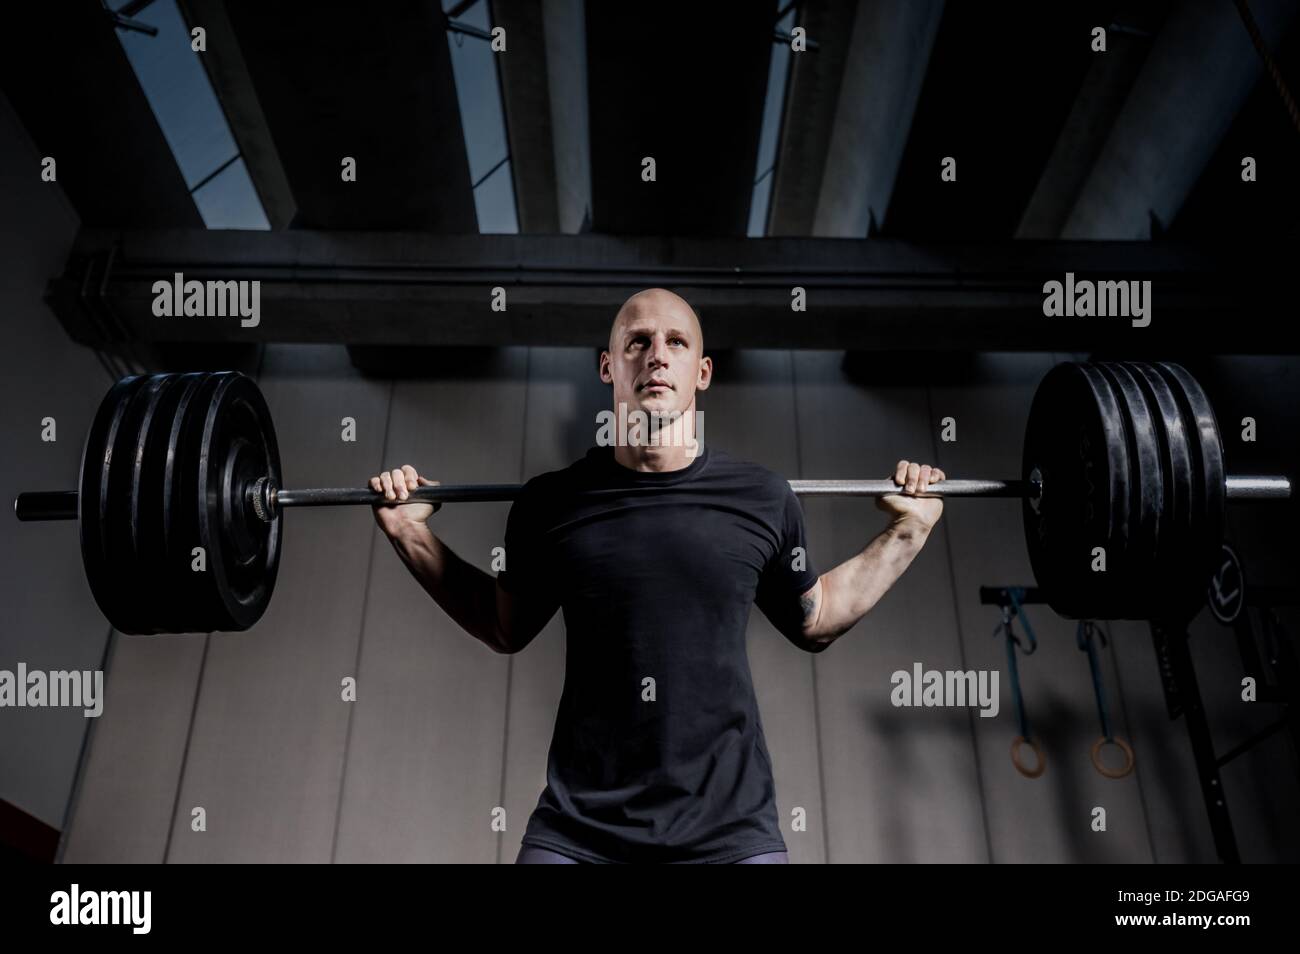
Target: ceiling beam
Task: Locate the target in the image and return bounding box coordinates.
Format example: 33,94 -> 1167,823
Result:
811,0 -> 943,237
47,229 -> 1299,353
175,0 -> 295,230
220,0 -> 476,230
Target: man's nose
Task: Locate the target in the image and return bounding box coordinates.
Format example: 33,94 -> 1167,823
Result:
647,336 -> 669,366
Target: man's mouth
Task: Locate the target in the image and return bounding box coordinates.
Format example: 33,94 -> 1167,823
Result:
640,380 -> 672,392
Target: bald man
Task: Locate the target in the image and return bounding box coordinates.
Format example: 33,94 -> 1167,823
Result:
369,288 -> 945,864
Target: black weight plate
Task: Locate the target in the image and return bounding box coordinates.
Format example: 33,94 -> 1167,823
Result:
126,374 -> 186,634
196,372 -> 281,631
1023,362 -> 1128,619
1076,363 -> 1133,619
107,376 -> 178,634
1130,362 -> 1194,618
1156,362 -> 1226,622
120,372 -> 194,634
1097,363 -> 1164,617
167,373 -> 225,633
155,373 -> 210,633
187,371 -> 239,631
79,375 -> 148,634
103,377 -> 165,634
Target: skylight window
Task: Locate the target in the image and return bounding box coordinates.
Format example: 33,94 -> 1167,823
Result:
111,0 -> 269,229
749,1 -> 798,236
443,0 -> 519,233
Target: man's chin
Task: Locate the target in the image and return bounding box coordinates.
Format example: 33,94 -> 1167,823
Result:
631,393 -> 680,415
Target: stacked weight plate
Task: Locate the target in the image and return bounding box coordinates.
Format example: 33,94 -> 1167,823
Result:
78,371 -> 282,634
79,375 -> 150,634
197,373 -> 282,631
1152,362 -> 1225,621
1022,361 -> 1225,621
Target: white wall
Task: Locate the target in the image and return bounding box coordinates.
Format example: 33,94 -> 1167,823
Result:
0,91 -> 114,831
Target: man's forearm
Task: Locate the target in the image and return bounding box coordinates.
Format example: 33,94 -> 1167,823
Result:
806,517 -> 932,647
386,524 -> 506,652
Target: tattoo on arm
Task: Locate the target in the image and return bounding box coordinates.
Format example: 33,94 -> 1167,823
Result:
800,592 -> 817,624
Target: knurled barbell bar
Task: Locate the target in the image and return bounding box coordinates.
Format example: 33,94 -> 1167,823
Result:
12,362 -> 1292,635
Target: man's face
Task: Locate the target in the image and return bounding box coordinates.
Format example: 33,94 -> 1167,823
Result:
599,291 -> 712,419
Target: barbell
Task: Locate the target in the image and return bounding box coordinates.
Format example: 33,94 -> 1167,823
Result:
12,362 -> 1292,635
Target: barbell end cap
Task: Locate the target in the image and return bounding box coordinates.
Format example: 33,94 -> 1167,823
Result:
13,490 -> 80,521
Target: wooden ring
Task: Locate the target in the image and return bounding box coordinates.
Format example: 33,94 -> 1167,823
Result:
1011,735 -> 1046,778
1090,736 -> 1135,779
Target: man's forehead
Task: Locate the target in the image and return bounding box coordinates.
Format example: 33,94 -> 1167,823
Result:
617,319 -> 695,337
613,296 -> 699,335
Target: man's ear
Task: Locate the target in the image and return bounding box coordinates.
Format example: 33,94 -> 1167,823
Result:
598,350 -> 613,384
695,355 -> 713,391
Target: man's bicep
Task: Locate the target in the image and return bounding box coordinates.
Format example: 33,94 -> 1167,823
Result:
495,489 -> 560,652
755,482 -> 824,650
798,578 -> 821,634
756,575 -> 826,652
494,577 -> 559,654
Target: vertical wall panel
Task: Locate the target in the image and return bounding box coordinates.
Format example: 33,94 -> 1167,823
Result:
1104,619 -> 1216,862
932,354 -> 1152,862
61,633 -> 207,861
165,346 -> 389,862
334,350 -> 527,862
0,89 -> 116,833
794,352 -> 987,863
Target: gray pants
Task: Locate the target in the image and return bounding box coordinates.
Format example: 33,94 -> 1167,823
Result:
516,846 -> 789,864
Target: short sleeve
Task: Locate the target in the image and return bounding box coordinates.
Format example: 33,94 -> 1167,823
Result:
754,482 -> 820,644
496,483 -> 550,601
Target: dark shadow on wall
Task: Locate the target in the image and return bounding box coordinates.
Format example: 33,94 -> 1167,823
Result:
348,345 -> 530,379
859,688 -> 1298,863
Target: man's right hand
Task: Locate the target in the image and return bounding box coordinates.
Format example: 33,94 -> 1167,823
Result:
369,465 -> 440,539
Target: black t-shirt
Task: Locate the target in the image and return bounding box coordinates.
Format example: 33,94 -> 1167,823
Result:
499,443 -> 820,863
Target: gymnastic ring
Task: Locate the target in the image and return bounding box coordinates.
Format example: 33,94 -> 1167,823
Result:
1010,736 -> 1045,778
1090,736 -> 1135,779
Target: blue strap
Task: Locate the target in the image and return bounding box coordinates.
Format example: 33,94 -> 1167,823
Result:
1003,622 -> 1030,741
1076,620 -> 1113,742
1006,587 -> 1038,656
995,592 -> 1038,742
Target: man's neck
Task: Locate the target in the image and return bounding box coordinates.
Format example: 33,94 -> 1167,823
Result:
612,442 -> 697,473
609,401 -> 703,472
